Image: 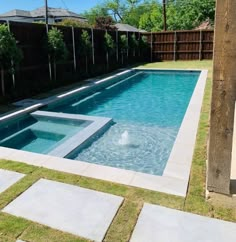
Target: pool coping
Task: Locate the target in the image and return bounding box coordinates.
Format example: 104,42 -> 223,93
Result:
0,68 -> 208,197
32,111 -> 113,158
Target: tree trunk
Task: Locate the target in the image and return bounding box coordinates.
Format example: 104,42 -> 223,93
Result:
53,61 -> 57,81
106,52 -> 109,71
1,68 -> 5,96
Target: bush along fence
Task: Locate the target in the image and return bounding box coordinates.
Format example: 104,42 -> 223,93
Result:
0,21 -> 150,101
0,20 -> 213,102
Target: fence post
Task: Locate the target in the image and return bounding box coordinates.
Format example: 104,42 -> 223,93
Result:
71,27 -> 77,72
46,24 -> 52,81
91,28 -> 95,65
199,30 -> 202,60
7,21 -> 16,88
116,30 -> 119,62
126,31 -> 129,58
138,32 -> 141,57
150,32 -> 153,62
174,31 -> 177,61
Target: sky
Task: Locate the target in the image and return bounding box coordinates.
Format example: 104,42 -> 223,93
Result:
0,0 -> 104,14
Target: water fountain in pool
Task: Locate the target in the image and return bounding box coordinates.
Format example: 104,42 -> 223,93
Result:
118,130 -> 130,146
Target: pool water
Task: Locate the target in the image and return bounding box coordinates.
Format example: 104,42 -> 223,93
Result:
0,115 -> 90,154
48,71 -> 199,175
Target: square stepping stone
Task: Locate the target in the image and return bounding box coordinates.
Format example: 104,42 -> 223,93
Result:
130,203 -> 236,242
0,169 -> 25,193
3,179 -> 123,242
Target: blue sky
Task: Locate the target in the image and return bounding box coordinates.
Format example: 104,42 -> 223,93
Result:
0,0 -> 104,14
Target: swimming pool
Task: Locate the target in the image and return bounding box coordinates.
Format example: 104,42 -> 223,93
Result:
46,70 -> 200,175
0,68 -> 207,196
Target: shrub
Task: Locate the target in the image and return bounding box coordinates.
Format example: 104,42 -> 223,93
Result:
104,32 -> 115,70
80,30 -> 92,73
48,27 -> 68,80
0,24 -> 22,95
120,34 -> 128,64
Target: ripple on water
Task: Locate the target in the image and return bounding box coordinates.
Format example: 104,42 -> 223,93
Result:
75,123 -> 178,176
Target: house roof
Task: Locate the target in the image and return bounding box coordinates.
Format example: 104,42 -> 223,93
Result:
0,7 -> 86,20
30,7 -> 86,19
114,23 -> 146,33
0,9 -> 31,17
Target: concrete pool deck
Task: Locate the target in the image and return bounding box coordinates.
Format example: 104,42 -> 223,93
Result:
0,68 -> 208,197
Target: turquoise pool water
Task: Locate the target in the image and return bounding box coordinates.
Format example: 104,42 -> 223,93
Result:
48,70 -> 200,175
0,115 -> 90,154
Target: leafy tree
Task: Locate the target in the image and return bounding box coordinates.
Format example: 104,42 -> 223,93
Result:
95,16 -> 116,30
82,0 -> 216,31
105,0 -> 125,22
80,30 -> 92,73
83,4 -> 109,26
59,19 -> 91,28
122,2 -> 148,28
104,32 -> 115,70
119,34 -> 128,64
0,24 -> 22,96
47,27 -> 68,81
139,2 -> 163,32
172,0 -> 215,30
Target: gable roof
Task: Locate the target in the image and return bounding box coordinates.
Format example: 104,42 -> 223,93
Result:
0,7 -> 86,20
114,23 -> 146,32
0,9 -> 31,17
30,7 -> 86,19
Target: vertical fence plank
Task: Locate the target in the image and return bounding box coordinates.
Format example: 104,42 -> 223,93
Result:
46,24 -> 52,81
91,28 -> 95,65
116,30 -> 119,62
71,27 -> 77,72
150,32 -> 153,62
174,31 -> 177,61
199,30 -> 202,60
7,21 -> 16,87
126,31 -> 129,58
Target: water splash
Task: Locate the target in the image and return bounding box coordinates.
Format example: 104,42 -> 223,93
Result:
118,130 -> 129,145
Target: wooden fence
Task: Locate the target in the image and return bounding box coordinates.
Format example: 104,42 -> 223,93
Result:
145,30 -> 214,61
0,21 -> 214,101
0,21 -> 149,100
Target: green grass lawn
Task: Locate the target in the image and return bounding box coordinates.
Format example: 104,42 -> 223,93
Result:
0,60 -> 235,242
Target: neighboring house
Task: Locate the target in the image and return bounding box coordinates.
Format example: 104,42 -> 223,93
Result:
0,7 -> 87,24
114,23 -> 146,33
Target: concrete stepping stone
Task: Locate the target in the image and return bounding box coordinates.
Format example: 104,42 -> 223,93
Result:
3,179 -> 123,242
130,203 -> 236,242
0,169 -> 25,193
